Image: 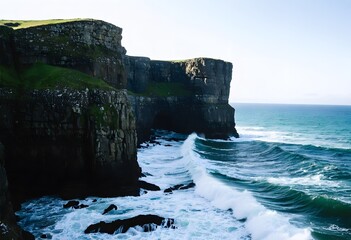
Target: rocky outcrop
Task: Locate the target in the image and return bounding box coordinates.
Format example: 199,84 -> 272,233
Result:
84,214 -> 175,234
12,20 -> 127,88
125,56 -> 239,143
0,88 -> 139,202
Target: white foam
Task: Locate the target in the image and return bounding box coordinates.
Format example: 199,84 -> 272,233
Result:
181,133 -> 312,240
17,134 -> 251,239
265,174 -> 340,188
235,126 -> 351,149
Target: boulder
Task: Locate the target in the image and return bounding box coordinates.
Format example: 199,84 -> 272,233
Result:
84,214 -> 175,234
102,204 -> 118,215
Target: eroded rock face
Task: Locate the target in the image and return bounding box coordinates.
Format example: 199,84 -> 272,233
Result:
125,57 -> 239,143
0,88 -> 139,201
13,20 -> 127,88
0,26 -> 14,66
0,142 -> 27,240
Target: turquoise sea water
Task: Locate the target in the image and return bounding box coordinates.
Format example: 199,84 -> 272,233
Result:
17,103 -> 351,239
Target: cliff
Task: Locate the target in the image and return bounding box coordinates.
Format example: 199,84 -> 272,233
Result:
0,19 -> 238,239
0,20 -> 141,239
0,88 -> 139,200
125,56 -> 239,142
1,19 -> 126,88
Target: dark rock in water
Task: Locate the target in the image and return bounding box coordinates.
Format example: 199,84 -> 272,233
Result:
103,204 -> 118,215
164,144 -> 172,147
141,172 -> 153,177
75,204 -> 89,209
22,230 -> 35,240
164,182 -> 196,193
138,180 -> 160,191
92,199 -> 97,203
84,214 -> 175,234
63,200 -> 88,209
40,233 -> 52,239
63,200 -> 80,209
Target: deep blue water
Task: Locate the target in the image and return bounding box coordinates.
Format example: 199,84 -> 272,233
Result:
17,103 -> 351,239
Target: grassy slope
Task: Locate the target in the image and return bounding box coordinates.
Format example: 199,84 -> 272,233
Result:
0,63 -> 114,90
0,19 -> 90,29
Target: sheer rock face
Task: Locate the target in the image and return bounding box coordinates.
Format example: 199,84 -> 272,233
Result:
0,142 -> 25,240
125,56 -> 239,143
13,20 -> 127,89
0,89 -> 139,201
0,20 -> 139,204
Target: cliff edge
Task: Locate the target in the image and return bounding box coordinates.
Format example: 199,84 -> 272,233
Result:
125,56 -> 239,142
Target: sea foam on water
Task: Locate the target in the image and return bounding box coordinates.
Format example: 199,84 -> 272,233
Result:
181,133 -> 312,240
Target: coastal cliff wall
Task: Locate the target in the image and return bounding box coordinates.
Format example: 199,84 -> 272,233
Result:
0,20 -> 140,217
125,56 -> 238,142
0,89 -> 139,201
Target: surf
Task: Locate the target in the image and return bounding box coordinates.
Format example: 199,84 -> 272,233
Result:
180,133 -> 312,240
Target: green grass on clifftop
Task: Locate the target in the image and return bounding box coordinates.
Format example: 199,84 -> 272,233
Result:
0,19 -> 89,29
0,63 -> 114,90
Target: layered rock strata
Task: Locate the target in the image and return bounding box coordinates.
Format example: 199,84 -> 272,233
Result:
0,88 -> 139,202
125,56 -> 239,143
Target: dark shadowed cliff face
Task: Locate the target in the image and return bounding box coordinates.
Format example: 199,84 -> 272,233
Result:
0,88 -> 139,202
125,56 -> 239,143
0,142 -> 28,240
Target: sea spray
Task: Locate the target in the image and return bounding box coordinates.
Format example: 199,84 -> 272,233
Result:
181,133 -> 312,240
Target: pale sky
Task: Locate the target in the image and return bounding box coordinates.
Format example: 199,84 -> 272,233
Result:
2,0 -> 351,105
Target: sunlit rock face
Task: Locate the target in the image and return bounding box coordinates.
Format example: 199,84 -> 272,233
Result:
13,20 -> 127,89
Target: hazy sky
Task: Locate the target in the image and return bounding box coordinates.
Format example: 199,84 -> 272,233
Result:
2,0 -> 351,105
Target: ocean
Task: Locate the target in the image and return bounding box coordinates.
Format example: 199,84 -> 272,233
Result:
17,103 -> 351,240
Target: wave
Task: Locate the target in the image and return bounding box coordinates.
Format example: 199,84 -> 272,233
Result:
235,126 -> 351,150
180,133 -> 312,240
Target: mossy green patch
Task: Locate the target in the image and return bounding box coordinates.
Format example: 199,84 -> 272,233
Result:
21,63 -> 114,90
0,19 -> 90,29
0,63 -> 114,90
0,65 -> 20,88
89,104 -> 119,129
130,81 -> 191,97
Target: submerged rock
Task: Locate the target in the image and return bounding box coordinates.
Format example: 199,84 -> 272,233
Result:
63,200 -> 80,209
63,200 -> 88,209
138,180 -> 161,191
84,214 -> 175,234
164,182 -> 196,193
102,204 -> 118,215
